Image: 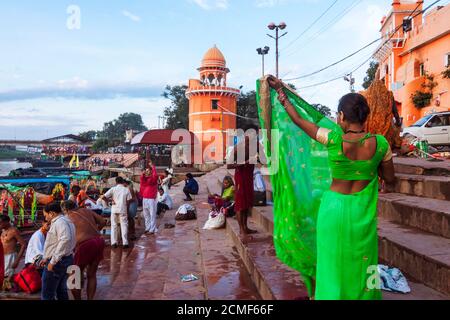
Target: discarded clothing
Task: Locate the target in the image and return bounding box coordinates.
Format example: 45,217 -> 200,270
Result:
378,265 -> 411,293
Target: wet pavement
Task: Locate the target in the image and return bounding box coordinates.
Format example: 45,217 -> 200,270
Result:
94,174 -> 260,300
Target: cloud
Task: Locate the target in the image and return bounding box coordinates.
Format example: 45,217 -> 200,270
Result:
189,0 -> 229,10
0,83 -> 163,103
122,10 -> 141,22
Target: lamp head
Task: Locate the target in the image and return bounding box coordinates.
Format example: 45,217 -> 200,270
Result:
279,22 -> 287,30
256,48 -> 263,55
268,22 -> 276,30
263,46 -> 270,54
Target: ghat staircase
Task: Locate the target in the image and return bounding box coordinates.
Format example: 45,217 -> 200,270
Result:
205,157 -> 450,300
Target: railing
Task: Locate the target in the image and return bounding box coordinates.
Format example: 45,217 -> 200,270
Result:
186,86 -> 241,96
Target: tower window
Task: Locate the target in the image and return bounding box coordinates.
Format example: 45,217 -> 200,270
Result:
445,53 -> 450,67
211,99 -> 219,110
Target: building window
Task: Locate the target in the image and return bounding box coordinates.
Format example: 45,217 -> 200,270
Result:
445,53 -> 450,67
211,99 -> 219,110
419,63 -> 425,76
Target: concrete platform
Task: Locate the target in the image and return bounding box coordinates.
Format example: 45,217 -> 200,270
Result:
395,173 -> 450,201
379,193 -> 450,238
94,170 -> 260,300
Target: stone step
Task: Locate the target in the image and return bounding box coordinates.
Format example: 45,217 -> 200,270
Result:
249,205 -> 450,298
395,173 -> 450,201
225,216 -> 309,300
378,193 -> 450,238
393,157 -> 450,176
378,219 -> 450,296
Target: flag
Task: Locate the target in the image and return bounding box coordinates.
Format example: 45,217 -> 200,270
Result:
69,153 -> 76,168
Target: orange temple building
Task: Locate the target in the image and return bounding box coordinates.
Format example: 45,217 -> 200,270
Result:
186,46 -> 240,163
375,1 -> 450,127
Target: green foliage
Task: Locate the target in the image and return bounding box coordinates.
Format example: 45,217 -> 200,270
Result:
411,73 -> 437,109
362,61 -> 379,90
163,85 -> 189,129
91,138 -> 110,152
78,130 -> 98,141
237,90 -> 259,129
82,113 -> 147,151
311,104 -> 332,117
442,66 -> 450,79
411,91 -> 433,109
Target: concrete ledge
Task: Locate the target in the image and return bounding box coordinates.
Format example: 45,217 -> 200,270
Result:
379,193 -> 450,238
394,158 -> 450,176
225,217 -> 309,300
395,174 -> 450,201
378,219 -> 450,296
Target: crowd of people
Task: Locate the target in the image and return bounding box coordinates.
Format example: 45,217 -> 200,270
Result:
84,155 -> 126,170
42,145 -> 90,156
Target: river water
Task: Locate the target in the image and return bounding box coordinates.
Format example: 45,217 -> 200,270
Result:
0,161 -> 32,176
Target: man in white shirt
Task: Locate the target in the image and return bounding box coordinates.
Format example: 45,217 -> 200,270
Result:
25,222 -> 50,266
102,177 -> 132,249
157,188 -> 173,216
40,202 -> 76,300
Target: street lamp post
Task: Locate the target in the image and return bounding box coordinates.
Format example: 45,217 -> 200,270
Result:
267,22 -> 287,78
256,46 -> 270,77
344,73 -> 355,93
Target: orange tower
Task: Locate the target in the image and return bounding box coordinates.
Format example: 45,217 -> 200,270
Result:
186,46 -> 240,163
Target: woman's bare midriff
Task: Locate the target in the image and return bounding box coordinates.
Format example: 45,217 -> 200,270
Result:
330,179 -> 372,195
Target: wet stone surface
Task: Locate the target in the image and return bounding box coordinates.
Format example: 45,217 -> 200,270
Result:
95,172 -> 260,300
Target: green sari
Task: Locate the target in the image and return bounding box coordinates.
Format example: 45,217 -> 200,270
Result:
256,78 -> 388,300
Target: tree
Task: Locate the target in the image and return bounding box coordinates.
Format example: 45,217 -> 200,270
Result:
312,104 -> 332,117
89,113 -> 148,151
163,85 -> 189,129
79,130 -> 98,141
237,91 -> 259,129
362,61 -> 379,90
91,138 -> 109,152
103,113 -> 147,139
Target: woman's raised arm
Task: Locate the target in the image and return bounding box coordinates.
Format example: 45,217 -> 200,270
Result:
267,76 -> 319,141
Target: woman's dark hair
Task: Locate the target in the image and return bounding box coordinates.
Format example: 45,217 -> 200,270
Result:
44,201 -> 62,214
337,93 -> 370,124
186,173 -> 194,179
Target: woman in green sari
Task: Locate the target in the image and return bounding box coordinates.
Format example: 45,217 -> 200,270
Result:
259,76 -> 395,300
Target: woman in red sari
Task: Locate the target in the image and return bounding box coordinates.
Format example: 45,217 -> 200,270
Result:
229,134 -> 258,239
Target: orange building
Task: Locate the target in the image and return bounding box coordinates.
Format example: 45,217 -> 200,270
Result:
375,1 -> 450,127
186,46 -> 240,163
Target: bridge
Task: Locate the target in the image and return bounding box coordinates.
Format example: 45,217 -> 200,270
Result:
0,134 -> 93,147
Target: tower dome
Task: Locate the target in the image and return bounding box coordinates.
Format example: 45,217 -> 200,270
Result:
201,45 -> 226,68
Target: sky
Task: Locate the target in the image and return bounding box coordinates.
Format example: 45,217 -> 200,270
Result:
0,0 -> 446,139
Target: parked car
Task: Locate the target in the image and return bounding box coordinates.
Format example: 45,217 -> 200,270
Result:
401,112 -> 450,145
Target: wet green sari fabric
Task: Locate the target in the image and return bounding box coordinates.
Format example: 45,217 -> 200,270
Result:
256,78 -> 385,300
